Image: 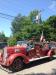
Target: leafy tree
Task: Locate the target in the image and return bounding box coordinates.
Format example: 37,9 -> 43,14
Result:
11,10 -> 42,41
0,32 -> 7,42
11,10 -> 56,43
42,16 -> 56,41
11,14 -> 32,34
7,37 -> 16,46
46,15 -> 56,28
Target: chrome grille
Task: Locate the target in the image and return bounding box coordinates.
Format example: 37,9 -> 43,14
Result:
3,47 -> 7,62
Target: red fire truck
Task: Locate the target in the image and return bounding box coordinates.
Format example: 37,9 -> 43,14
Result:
0,41 -> 54,71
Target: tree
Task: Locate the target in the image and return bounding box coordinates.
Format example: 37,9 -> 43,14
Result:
11,14 -> 32,34
11,10 -> 42,41
46,15 -> 56,28
11,10 -> 41,34
42,16 -> 56,41
0,32 -> 7,42
7,37 -> 16,46
10,9 -> 56,43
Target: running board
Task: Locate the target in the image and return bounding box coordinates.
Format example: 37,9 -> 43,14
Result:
29,56 -> 49,62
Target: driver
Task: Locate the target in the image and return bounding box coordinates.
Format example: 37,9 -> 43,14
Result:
26,40 -> 34,51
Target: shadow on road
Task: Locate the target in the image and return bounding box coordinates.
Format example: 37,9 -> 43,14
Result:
24,57 -> 55,69
51,69 -> 56,75
23,69 -> 56,75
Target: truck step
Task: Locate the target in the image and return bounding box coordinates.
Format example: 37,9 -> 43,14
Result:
29,56 -> 49,62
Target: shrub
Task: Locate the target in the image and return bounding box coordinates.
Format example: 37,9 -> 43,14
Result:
7,37 -> 16,46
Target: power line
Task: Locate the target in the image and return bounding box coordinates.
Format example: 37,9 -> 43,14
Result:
0,12 -> 15,20
0,9 -> 45,20
0,12 -> 15,17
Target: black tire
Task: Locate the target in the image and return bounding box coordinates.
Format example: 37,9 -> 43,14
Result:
49,56 -> 53,60
9,58 -> 23,72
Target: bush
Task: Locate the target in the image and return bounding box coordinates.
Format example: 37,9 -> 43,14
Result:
7,37 -> 16,46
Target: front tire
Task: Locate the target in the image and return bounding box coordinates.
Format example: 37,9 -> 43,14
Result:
9,58 -> 23,72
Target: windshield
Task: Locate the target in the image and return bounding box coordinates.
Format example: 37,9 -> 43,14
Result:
17,41 -> 34,47
17,41 -> 28,45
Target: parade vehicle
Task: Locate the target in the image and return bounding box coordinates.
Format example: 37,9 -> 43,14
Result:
0,40 -> 54,71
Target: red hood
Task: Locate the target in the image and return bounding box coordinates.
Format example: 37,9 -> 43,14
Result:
5,45 -> 27,55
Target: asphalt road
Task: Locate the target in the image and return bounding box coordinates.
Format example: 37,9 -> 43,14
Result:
0,56 -> 56,75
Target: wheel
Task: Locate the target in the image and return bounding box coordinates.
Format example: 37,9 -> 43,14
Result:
9,58 -> 23,72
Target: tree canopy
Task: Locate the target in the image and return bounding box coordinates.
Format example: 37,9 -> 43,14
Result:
0,32 -> 7,42
46,16 -> 56,28
7,10 -> 56,46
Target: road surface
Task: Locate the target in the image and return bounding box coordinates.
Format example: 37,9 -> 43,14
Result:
0,56 -> 56,75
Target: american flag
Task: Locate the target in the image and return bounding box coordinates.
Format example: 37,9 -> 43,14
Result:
40,31 -> 45,42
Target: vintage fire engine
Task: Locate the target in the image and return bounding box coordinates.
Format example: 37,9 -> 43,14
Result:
0,40 -> 54,71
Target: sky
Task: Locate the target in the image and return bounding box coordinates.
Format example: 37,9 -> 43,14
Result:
0,0 -> 56,37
